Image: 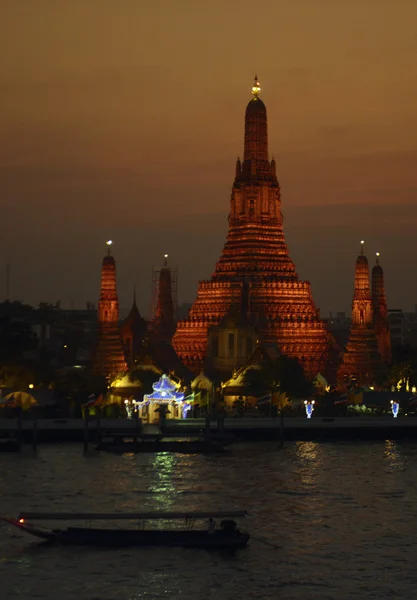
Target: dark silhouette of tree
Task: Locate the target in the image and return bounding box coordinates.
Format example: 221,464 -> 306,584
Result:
242,355 -> 314,398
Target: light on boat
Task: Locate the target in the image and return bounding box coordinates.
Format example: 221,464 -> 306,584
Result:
19,518 -> 24,523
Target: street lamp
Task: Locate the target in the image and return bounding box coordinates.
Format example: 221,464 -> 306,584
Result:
390,400 -> 399,418
304,400 -> 315,419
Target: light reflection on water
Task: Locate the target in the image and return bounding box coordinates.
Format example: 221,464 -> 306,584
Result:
1,441 -> 417,599
383,440 -> 405,471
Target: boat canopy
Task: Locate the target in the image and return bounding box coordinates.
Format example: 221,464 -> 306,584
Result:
18,510 -> 247,521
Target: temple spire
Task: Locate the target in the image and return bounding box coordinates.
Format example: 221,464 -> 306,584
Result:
235,157 -> 241,178
353,245 -> 372,322
106,240 -> 112,256
372,252 -> 391,363
92,243 -> 127,377
173,77 -> 329,377
120,283 -> 147,367
252,75 -> 261,97
337,245 -> 383,388
150,255 -> 176,343
243,74 -> 269,172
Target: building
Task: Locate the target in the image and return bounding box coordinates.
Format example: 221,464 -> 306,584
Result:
120,289 -> 147,367
337,242 -> 384,388
149,255 -> 176,344
92,242 -> 127,378
172,77 -> 330,377
371,253 -> 391,363
388,309 -> 405,348
206,303 -> 258,376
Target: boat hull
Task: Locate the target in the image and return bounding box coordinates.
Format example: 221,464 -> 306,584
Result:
5,519 -> 249,549
53,527 -> 249,548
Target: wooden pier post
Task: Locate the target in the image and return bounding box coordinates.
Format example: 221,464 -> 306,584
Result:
32,410 -> 38,452
278,410 -> 284,448
83,409 -> 89,454
133,410 -> 140,448
96,408 -> 101,445
16,407 -> 22,452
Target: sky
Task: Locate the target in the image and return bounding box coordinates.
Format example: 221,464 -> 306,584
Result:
1,0 -> 417,318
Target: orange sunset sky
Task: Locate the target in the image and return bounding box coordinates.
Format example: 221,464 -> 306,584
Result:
1,0 -> 417,316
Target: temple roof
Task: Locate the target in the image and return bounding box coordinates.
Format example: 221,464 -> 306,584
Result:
191,372 -> 212,391
121,297 -> 146,333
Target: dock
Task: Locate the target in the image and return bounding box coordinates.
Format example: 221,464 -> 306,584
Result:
1,416 -> 417,446
164,416 -> 417,441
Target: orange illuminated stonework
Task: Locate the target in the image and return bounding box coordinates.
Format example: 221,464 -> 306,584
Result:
372,254 -> 391,364
172,78 -> 330,376
337,244 -> 383,388
92,246 -> 127,378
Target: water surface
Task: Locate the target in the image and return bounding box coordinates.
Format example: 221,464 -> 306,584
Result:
1,441 -> 416,599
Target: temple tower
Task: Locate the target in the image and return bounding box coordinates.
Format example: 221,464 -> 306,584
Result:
92,241 -> 127,377
173,77 -> 330,376
372,253 -> 391,363
149,254 -> 176,343
337,242 -> 383,388
120,287 -> 148,367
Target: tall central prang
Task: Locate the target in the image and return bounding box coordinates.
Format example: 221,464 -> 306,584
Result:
173,77 -> 330,375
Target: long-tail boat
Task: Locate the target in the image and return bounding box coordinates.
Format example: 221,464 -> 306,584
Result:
0,510 -> 249,550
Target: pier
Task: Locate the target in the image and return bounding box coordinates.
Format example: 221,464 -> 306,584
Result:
1,416 -> 417,447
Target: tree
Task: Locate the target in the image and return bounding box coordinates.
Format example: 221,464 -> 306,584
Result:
242,355 -> 314,399
0,364 -> 35,389
128,367 -> 161,397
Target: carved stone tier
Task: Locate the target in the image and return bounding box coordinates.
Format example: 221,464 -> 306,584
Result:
337,325 -> 383,387
93,323 -> 128,377
173,81 -> 329,376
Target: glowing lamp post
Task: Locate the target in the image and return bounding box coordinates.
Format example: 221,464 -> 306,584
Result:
304,400 -> 315,419
390,400 -> 399,418
124,398 -> 133,419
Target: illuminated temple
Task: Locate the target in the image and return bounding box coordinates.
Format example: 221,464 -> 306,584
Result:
337,242 -> 383,388
92,242 -> 128,378
172,77 -> 330,376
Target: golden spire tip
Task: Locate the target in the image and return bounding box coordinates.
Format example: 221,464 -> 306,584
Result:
252,75 -> 261,97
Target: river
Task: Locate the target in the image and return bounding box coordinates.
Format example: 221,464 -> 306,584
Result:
1,441 -> 416,599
